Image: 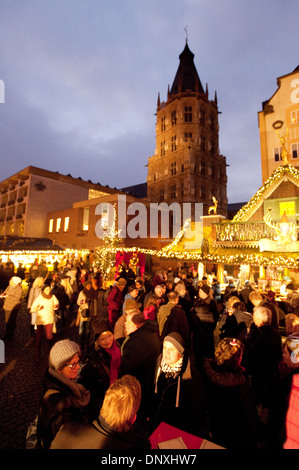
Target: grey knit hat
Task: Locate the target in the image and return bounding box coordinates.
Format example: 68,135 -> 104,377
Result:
49,339 -> 81,370
164,332 -> 185,356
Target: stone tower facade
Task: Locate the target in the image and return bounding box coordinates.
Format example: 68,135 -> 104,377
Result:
147,43 -> 228,219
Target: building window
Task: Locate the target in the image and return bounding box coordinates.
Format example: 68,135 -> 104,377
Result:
159,188 -> 164,202
171,135 -> 177,152
210,139 -> 216,156
171,161 -> 177,175
201,134 -> 206,152
291,143 -> 299,159
170,185 -> 176,199
49,219 -> 54,233
200,108 -> 205,126
82,207 -> 89,231
181,182 -> 185,197
291,110 -> 299,124
161,116 -> 166,132
181,164 -> 185,173
64,216 -> 70,232
184,132 -> 192,142
274,147 -> 282,162
279,201 -> 296,217
201,161 -> 206,176
171,110 -> 177,126
161,141 -> 165,156
211,166 -> 216,179
184,106 -> 192,122
56,218 -> 61,232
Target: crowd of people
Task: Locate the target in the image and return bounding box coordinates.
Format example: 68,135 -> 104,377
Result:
2,257 -> 299,449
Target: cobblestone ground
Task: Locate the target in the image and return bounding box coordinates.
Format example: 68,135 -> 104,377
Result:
0,298 -> 79,450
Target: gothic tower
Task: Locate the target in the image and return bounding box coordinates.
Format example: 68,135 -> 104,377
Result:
147,42 -> 228,218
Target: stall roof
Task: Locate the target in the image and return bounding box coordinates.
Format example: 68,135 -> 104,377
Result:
0,236 -> 64,251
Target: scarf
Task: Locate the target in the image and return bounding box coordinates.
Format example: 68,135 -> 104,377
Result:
155,357 -> 184,408
161,357 -> 183,378
48,367 -> 90,408
104,340 -> 121,384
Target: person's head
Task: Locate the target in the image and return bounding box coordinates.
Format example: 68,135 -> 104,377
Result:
135,278 -> 144,290
283,334 -> 299,368
144,293 -> 159,308
94,321 -> 114,350
49,339 -> 81,380
226,296 -> 240,312
123,298 -> 141,313
124,310 -> 145,336
167,290 -> 180,304
127,284 -> 139,298
9,276 -> 22,287
253,306 -> 272,327
174,281 -> 186,297
249,291 -> 264,306
42,285 -> 52,297
33,276 -> 44,288
154,285 -> 164,298
228,301 -> 246,314
215,337 -> 244,368
84,281 -> 92,291
198,283 -> 210,300
162,332 -> 185,368
285,314 -> 299,336
100,375 -> 141,433
117,278 -> 127,291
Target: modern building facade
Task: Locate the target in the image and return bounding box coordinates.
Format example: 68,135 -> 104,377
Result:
147,42 -> 228,217
0,166 -> 121,238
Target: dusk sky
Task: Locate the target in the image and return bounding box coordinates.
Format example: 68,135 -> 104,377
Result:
0,0 -> 298,203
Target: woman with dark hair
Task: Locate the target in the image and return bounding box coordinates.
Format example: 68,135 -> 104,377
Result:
79,320 -> 121,420
203,337 -> 263,449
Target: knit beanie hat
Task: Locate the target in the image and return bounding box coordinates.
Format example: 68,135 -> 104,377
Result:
199,283 -> 210,296
164,332 -> 185,356
49,339 -> 81,370
11,276 -> 22,285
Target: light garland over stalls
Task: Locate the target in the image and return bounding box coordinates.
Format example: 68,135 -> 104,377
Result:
233,165 -> 299,222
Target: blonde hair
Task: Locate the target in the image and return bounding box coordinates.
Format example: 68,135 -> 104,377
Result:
100,375 -> 141,433
226,296 -> 240,310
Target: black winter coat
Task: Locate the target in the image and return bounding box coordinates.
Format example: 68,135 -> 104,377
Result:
203,358 -> 263,449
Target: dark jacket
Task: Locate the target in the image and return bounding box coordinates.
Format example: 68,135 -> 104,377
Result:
119,320 -> 161,418
242,324 -> 282,405
150,353 -> 210,438
160,304 -> 190,349
37,367 -> 90,449
203,358 -> 263,449
50,414 -> 150,449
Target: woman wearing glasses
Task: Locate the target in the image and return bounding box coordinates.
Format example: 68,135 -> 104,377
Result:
36,339 -> 90,449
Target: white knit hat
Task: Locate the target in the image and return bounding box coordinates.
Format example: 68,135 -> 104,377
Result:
11,276 -> 22,285
49,339 -> 81,370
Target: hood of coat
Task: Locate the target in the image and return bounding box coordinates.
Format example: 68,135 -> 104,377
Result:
203,358 -> 246,388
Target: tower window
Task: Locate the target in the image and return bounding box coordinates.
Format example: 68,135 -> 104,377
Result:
159,188 -> 164,202
171,161 -> 177,175
201,161 -> 206,176
170,185 -> 176,199
161,116 -> 166,132
161,141 -> 166,156
185,132 -> 192,142
184,106 -> 192,122
201,134 -> 206,152
171,110 -> 177,126
200,108 -> 205,126
171,135 -> 177,152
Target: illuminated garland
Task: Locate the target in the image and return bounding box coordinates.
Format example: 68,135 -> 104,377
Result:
233,165 -> 299,222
